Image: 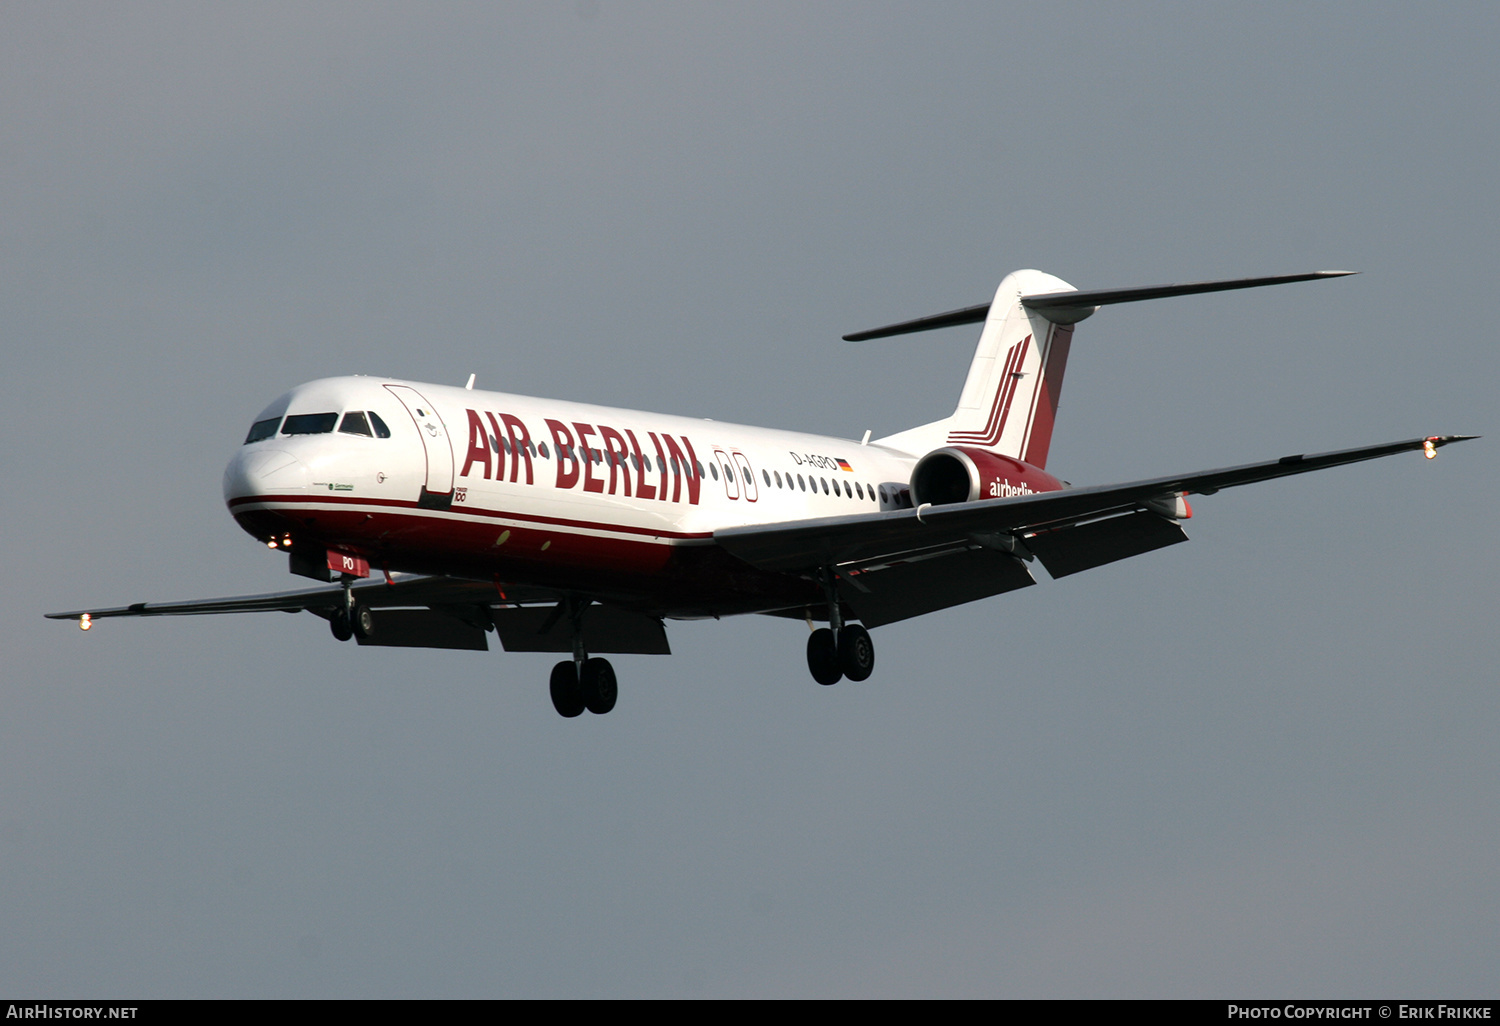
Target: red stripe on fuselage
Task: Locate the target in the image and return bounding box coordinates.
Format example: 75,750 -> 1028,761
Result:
227,492 -> 712,540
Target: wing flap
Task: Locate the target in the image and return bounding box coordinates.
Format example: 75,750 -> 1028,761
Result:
1025,510 -> 1188,579
843,548 -> 1035,628
354,609 -> 490,651
493,606 -> 671,655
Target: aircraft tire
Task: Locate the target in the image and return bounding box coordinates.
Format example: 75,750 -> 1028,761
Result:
351,603 -> 376,640
807,628 -> 842,686
550,661 -> 586,718
838,624 -> 874,682
329,609 -> 353,642
580,657 -> 618,715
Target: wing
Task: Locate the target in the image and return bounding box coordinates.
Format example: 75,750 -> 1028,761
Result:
717,435 -> 1475,626
45,573 -> 555,621
46,574 -> 671,654
47,575 -> 552,652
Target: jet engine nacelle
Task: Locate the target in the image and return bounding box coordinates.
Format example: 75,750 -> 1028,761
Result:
910,446 -> 1066,505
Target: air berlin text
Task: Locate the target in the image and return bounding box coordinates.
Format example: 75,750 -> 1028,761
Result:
459,409 -> 703,505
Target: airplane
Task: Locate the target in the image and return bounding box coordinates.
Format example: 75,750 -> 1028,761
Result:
47,269 -> 1474,718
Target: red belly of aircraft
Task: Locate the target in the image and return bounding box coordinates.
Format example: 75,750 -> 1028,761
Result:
229,494 -> 818,617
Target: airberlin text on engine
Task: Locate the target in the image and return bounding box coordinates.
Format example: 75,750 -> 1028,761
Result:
457,409 -> 704,505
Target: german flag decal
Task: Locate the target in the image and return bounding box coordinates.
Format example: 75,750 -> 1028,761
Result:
835,458 -> 852,471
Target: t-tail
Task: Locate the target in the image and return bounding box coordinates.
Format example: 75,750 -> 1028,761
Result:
849,269 -> 1355,466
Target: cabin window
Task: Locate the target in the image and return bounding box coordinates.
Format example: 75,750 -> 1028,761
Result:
709,463 -> 719,480
855,482 -> 863,500
762,469 -> 771,487
281,413 -> 338,435
244,418 -> 281,444
339,411 -> 373,437
820,478 -> 829,494
797,475 -> 805,491
538,442 -> 549,458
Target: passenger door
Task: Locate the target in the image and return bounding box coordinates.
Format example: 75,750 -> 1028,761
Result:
383,384 -> 455,508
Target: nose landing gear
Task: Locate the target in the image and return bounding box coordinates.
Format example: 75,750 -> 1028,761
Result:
328,575 -> 375,643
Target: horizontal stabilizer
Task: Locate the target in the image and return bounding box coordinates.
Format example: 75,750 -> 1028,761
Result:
843,302 -> 992,341
1022,270 -> 1356,324
843,271 -> 1354,339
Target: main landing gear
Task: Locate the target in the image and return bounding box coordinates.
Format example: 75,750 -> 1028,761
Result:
548,597 -> 618,718
806,568 -> 875,686
807,624 -> 874,685
550,657 -> 618,717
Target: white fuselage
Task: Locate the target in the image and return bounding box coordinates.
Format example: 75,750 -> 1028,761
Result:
223,376 -> 923,616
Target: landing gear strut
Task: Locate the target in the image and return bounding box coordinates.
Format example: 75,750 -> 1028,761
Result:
548,597 -> 618,718
805,568 -> 875,686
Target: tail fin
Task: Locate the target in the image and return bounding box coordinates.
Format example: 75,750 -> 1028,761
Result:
946,269 -> 1077,469
856,269 -> 1354,467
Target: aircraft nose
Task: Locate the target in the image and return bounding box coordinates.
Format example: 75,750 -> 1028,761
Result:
223,448 -> 309,504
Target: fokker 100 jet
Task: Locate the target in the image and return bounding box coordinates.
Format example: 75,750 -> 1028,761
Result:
49,270 -> 1473,718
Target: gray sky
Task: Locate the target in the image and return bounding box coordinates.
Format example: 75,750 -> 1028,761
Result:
3,2 -> 1497,997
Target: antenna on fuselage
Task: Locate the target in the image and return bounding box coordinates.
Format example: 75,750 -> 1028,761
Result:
465,373 -> 476,390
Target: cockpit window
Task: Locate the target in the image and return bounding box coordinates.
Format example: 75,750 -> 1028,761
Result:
281,413 -> 338,435
368,411 -> 392,438
244,418 -> 281,444
339,411 -> 373,436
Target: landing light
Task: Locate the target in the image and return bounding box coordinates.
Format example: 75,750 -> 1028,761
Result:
267,539 -> 279,549
1423,438 -> 1438,459
79,614 -> 91,631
